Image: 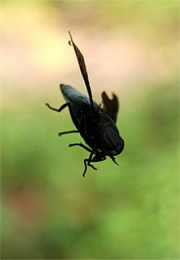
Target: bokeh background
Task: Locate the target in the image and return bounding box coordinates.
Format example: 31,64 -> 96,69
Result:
1,0 -> 179,259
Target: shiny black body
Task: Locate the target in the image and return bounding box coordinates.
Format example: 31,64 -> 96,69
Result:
46,32 -> 124,176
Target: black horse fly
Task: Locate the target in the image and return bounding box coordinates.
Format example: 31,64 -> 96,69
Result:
46,32 -> 124,177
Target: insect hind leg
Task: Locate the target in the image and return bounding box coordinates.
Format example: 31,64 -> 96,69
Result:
46,102 -> 69,112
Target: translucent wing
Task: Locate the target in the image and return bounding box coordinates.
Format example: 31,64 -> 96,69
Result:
68,31 -> 94,112
101,91 -> 119,123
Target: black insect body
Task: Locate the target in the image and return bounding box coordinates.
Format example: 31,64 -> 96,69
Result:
46,32 -> 124,177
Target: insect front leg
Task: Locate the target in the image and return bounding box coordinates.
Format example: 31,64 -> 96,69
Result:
83,150 -> 97,177
69,143 -> 96,177
83,153 -> 107,177
46,102 -> 69,112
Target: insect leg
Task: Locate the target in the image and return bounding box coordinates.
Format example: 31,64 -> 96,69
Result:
46,102 -> 69,112
58,130 -> 79,136
83,150 -> 97,177
69,143 -> 93,153
110,155 -> 119,166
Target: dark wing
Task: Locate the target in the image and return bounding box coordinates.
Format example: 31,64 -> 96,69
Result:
68,31 -> 94,112
101,91 -> 119,123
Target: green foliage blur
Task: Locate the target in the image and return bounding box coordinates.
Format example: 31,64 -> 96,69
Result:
1,0 -> 179,259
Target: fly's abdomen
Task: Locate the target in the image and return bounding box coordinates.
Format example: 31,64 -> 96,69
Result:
60,84 -> 99,130
60,84 -> 98,107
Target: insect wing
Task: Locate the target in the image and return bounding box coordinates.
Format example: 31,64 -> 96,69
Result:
68,32 -> 94,111
101,91 -> 119,123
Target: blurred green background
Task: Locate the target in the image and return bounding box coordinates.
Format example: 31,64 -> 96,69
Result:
1,0 -> 179,259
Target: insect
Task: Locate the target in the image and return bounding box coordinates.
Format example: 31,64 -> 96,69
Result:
46,32 -> 124,177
